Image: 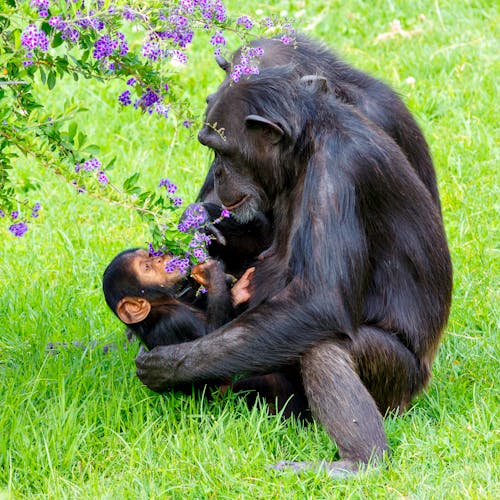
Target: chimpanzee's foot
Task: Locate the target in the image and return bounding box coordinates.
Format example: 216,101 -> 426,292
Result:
269,459 -> 365,478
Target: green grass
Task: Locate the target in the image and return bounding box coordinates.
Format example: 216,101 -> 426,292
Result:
1,0 -> 499,497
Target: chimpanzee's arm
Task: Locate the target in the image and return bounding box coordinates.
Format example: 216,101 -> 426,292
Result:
195,259 -> 235,331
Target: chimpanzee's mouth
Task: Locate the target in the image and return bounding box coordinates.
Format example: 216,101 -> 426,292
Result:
222,195 -> 250,211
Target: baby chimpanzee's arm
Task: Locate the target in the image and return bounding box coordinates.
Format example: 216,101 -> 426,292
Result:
192,260 -> 235,331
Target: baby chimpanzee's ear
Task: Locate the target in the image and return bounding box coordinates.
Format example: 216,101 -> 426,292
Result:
116,297 -> 151,324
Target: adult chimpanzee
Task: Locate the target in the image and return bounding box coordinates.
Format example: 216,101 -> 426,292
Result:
135,66 -> 452,476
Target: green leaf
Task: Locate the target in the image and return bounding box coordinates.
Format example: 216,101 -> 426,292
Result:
47,71 -> 56,90
68,122 -> 77,142
77,132 -> 86,148
84,144 -> 100,155
123,172 -> 141,193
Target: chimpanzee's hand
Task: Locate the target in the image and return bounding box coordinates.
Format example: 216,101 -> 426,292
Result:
135,344 -> 186,392
191,259 -> 224,289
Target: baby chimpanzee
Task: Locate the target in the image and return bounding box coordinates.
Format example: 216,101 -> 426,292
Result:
103,248 -> 308,419
102,248 -> 253,350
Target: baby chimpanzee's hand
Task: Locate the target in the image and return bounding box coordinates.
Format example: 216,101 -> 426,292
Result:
191,260 -> 225,290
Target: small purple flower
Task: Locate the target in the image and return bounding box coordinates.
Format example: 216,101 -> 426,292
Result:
0,209 -> 5,218
31,0 -> 49,17
11,210 -> 19,220
76,157 -> 101,172
171,196 -> 183,207
221,209 -> 230,218
263,17 -> 274,28
49,16 -> 61,27
31,202 -> 41,218
135,88 -> 160,111
280,35 -> 293,45
192,247 -> 207,262
168,49 -> 187,64
210,30 -> 226,47
182,120 -> 192,128
155,103 -> 170,118
178,204 -> 208,233
9,222 -> 28,237
61,26 -> 80,44
97,171 -> 109,184
126,77 -> 137,86
189,232 -> 212,247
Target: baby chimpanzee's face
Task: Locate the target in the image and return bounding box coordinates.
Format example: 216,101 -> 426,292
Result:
129,249 -> 182,288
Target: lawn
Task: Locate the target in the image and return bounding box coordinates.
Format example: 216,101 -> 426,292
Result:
0,0 -> 498,498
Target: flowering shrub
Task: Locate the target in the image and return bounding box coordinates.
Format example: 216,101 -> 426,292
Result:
0,0 -> 294,271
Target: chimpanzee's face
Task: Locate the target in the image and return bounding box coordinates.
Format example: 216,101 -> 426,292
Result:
129,249 -> 182,288
198,84 -> 286,223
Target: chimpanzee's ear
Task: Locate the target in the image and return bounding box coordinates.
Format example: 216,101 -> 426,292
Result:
300,75 -> 328,94
116,297 -> 151,325
215,55 -> 230,73
245,115 -> 284,144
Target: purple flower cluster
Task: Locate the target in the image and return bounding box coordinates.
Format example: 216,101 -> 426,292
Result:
3,202 -> 43,237
21,24 -> 49,65
210,30 -> 226,56
159,178 -> 183,206
9,222 -> 29,237
31,202 -> 41,218
230,46 -> 264,82
93,32 -> 128,62
159,178 -> 178,194
188,231 -> 212,263
31,0 -> 49,18
142,41 -> 162,61
122,7 -> 136,22
199,0 -> 227,22
133,88 -> 159,112
74,157 -> 108,185
75,157 -> 102,172
97,171 -> 109,185
165,257 -> 190,274
178,204 -> 208,233
148,242 -> 164,257
118,90 -> 132,106
237,15 -> 253,29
